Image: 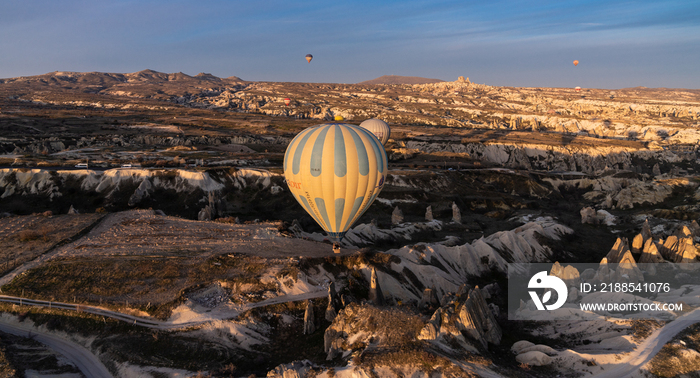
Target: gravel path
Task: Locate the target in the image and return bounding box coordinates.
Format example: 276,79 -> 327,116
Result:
591,308 -> 700,378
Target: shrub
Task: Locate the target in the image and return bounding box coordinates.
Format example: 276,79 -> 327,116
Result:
18,229 -> 40,242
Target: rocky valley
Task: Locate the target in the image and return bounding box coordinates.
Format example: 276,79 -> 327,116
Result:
0,71 -> 700,377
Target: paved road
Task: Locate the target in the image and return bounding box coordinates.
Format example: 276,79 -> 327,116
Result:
0,320 -> 113,378
0,290 -> 327,330
591,307 -> 700,378
0,290 -> 327,377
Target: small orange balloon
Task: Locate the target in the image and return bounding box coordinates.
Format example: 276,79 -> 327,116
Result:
573,60 -> 579,66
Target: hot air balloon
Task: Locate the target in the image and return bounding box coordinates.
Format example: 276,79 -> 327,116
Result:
283,123 -> 387,245
284,98 -> 291,106
334,115 -> 344,121
305,54 -> 313,63
573,60 -> 579,66
359,118 -> 391,146
575,86 -> 581,92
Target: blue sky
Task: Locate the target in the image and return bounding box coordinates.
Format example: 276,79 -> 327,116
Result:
1,0 -> 698,88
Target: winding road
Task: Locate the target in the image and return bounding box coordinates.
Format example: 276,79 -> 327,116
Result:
591,308 -> 700,378
0,290 -> 327,330
3,291 -> 698,378
0,320 -> 112,378
0,290 -> 328,377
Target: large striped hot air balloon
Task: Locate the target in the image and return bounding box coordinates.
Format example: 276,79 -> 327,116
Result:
359,118 -> 391,146
284,123 -> 387,244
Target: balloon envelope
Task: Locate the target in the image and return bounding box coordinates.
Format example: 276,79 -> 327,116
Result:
306,54 -> 313,63
283,123 -> 387,243
334,115 -> 344,121
284,98 -> 291,106
359,118 -> 391,145
573,60 -> 579,66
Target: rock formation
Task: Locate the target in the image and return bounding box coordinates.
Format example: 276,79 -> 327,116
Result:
452,202 -> 461,224
639,239 -> 664,264
0,167 -> 277,218
642,219 -> 653,240
341,294 -> 354,307
391,206 -> 403,225
266,360 -> 316,378
661,235 -> 679,260
425,205 -> 433,221
614,250 -> 644,284
550,262 -> 580,287
580,207 -> 597,224
580,207 -> 616,225
324,303 -> 424,360
417,288 -> 440,311
631,233 -> 645,253
417,286 -> 501,351
511,340 -> 535,354
418,308 -> 442,341
458,287 -> 502,347
303,300 -> 315,335
369,267 -> 385,306
661,234 -> 698,264
516,351 -> 552,366
677,225 -> 693,238
689,221 -> 700,238
67,205 -> 79,215
198,191 -> 224,221
605,237 -> 630,263
325,282 -> 340,322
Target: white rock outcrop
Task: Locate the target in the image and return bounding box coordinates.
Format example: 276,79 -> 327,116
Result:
516,351 -> 552,366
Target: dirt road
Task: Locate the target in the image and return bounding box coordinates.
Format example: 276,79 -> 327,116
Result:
591,308 -> 700,378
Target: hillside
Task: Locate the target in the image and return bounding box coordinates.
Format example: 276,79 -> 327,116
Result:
357,74 -> 445,85
1,69 -> 700,377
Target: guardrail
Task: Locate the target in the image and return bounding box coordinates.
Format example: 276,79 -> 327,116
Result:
0,289 -> 328,331
0,295 -> 190,329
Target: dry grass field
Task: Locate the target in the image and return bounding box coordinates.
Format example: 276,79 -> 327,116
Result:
0,210 -> 342,320
0,213 -> 103,276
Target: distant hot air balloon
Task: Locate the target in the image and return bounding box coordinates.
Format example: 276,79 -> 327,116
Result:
575,86 -> 581,92
283,123 -> 387,245
573,60 -> 579,66
359,118 -> 391,146
334,115 -> 344,121
284,98 -> 291,106
305,54 -> 313,63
